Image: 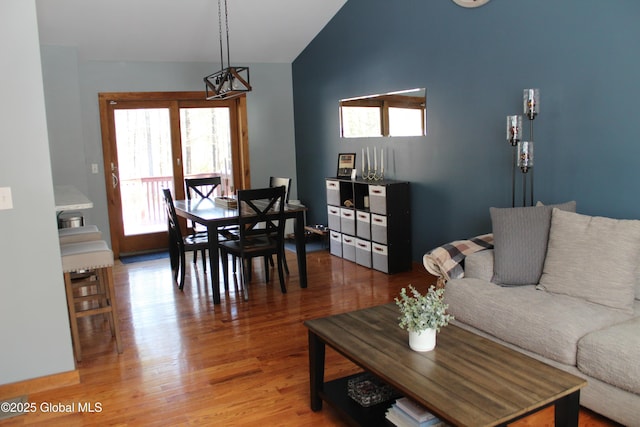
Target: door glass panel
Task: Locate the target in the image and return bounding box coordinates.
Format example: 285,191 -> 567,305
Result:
114,108 -> 173,236
180,107 -> 234,196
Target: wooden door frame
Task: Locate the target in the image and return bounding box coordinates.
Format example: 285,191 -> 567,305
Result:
98,91 -> 250,257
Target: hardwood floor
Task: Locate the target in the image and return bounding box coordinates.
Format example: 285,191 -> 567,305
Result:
2,249 -> 619,426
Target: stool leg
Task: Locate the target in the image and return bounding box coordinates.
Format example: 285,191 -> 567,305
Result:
93,269 -> 111,327
104,266 -> 123,354
64,272 -> 83,362
97,268 -> 115,336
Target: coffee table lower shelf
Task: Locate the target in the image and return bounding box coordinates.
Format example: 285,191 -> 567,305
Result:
319,374 -> 395,427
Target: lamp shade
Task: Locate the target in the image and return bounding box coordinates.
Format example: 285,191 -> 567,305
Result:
523,88 -> 540,120
517,141 -> 534,172
506,115 -> 522,146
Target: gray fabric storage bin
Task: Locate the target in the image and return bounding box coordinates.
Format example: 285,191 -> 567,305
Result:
340,208 -> 356,236
327,206 -> 341,231
371,214 -> 387,244
342,234 -> 356,262
326,179 -> 341,206
372,243 -> 389,273
369,185 -> 387,215
355,238 -> 372,268
330,231 -> 342,257
356,210 -> 371,240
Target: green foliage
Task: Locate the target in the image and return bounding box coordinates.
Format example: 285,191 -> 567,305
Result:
394,285 -> 453,333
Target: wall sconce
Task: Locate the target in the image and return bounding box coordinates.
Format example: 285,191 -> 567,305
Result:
505,88 -> 539,207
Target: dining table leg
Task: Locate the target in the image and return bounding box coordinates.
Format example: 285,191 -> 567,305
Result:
294,211 -> 307,288
207,223 -> 221,304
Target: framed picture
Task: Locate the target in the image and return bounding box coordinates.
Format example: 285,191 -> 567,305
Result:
337,153 -> 356,178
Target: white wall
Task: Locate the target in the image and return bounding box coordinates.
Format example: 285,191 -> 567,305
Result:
0,0 -> 76,385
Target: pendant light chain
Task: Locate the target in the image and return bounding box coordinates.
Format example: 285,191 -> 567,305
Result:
224,0 -> 232,69
217,0 -> 224,68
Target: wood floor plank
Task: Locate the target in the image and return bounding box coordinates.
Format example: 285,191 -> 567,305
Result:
2,250 -> 619,426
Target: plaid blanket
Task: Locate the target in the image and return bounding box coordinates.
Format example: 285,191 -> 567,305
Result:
423,233 -> 494,282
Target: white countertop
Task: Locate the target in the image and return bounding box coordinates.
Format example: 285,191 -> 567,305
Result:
54,185 -> 94,212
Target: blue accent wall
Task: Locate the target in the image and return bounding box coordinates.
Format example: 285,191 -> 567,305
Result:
293,0 -> 640,261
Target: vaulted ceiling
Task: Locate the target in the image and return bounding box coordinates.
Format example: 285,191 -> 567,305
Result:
36,0 -> 347,63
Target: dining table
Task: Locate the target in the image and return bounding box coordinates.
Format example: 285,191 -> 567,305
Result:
173,197 -> 309,304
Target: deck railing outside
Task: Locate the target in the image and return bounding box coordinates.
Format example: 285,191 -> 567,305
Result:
121,174 -> 229,236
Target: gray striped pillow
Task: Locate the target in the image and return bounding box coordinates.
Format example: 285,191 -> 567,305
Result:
490,201 -> 576,286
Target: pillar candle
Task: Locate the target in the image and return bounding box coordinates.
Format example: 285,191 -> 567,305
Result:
374,147 -> 377,171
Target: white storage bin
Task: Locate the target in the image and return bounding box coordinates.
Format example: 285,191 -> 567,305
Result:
371,214 -> 387,244
330,231 -> 342,257
372,243 -> 389,273
327,206 -> 341,231
342,234 -> 356,262
326,179 -> 341,207
369,185 -> 387,215
355,238 -> 372,268
340,208 -> 356,236
356,210 -> 371,240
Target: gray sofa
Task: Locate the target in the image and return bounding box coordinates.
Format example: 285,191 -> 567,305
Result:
428,205 -> 640,426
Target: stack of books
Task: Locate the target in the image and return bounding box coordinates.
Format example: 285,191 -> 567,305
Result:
385,397 -> 447,427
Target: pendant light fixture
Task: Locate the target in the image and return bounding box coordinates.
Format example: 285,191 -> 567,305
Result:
204,0 -> 251,100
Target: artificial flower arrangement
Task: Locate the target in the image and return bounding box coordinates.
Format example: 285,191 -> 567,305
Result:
395,285 -> 453,333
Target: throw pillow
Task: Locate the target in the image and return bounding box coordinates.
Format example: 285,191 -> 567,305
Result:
538,209 -> 640,313
490,201 -> 576,286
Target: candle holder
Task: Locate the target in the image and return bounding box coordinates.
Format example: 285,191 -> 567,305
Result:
363,168 -> 384,181
362,147 -> 385,181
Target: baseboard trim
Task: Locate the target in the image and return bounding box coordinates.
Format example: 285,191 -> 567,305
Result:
0,370 -> 80,400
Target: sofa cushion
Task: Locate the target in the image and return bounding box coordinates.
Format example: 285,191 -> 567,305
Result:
637,265 -> 640,300
490,201 -> 576,286
444,278 -> 632,365
464,249 -> 494,282
578,312 -> 640,395
538,209 -> 640,313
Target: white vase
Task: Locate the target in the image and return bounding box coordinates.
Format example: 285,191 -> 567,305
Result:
409,328 -> 436,352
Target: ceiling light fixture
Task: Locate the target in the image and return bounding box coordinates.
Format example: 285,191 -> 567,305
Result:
204,0 -> 251,100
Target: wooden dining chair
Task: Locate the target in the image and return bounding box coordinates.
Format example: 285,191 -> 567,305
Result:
268,177 -> 292,273
184,176 -> 222,231
218,186 -> 287,300
269,176 -> 291,203
162,188 -> 209,290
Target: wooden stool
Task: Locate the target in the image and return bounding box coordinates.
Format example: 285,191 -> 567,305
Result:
60,240 -> 123,361
58,225 -> 102,245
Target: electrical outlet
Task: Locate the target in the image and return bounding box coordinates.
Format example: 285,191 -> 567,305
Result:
0,187 -> 13,210
91,163 -> 99,174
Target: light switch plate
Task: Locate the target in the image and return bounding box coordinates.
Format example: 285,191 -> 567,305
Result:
0,187 -> 13,210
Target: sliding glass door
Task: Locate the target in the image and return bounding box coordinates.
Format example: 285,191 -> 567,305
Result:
99,92 -> 248,256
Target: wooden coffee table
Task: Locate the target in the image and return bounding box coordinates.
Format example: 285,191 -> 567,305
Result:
304,303 -> 587,426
